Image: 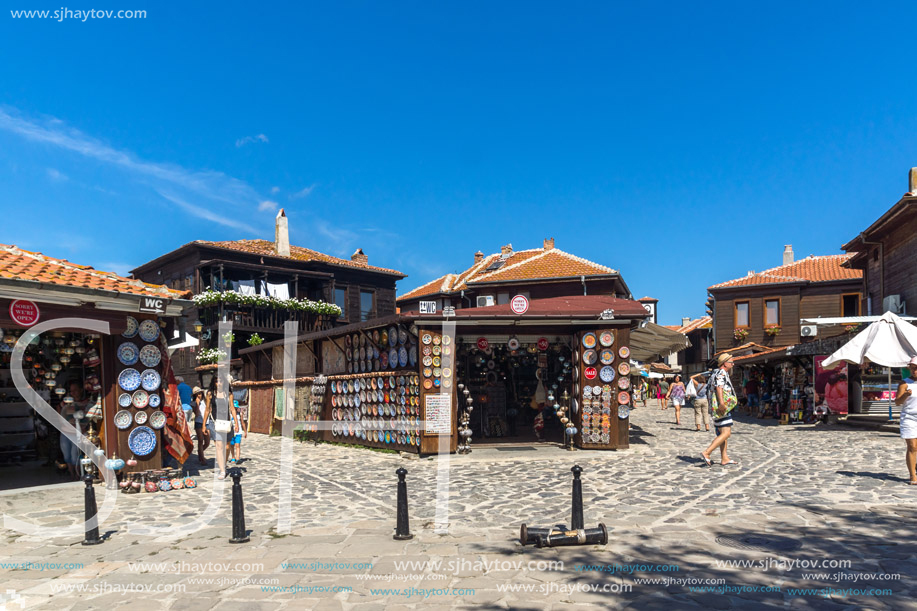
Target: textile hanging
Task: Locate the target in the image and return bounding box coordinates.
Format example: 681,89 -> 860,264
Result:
274,387 -> 285,419
237,280 -> 257,295
159,336 -> 193,464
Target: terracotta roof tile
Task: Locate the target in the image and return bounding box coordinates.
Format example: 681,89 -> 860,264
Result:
674,316 -> 712,334
709,255 -> 861,290
197,239 -> 405,276
0,244 -> 186,298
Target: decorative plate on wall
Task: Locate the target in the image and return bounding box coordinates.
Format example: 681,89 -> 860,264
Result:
114,410 -> 133,429
138,319 -> 160,342
618,346 -> 631,359
132,389 -> 149,408
122,316 -> 139,339
117,343 -> 139,366
582,350 -> 597,365
134,410 -> 148,425
599,331 -> 615,347
599,366 -> 615,383
139,345 -> 162,368
582,333 -> 597,349
140,369 -> 161,391
118,368 -> 141,392
128,426 -> 157,456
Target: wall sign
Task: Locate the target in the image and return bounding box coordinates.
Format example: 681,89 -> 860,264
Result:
511,295 -> 529,315
9,300 -> 40,327
584,366 -> 597,380
477,337 -> 489,350
424,393 -> 452,434
419,301 -> 437,314
537,337 -> 549,351
139,296 -> 170,314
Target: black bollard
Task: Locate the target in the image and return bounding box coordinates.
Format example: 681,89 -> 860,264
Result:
520,524 -> 567,546
229,470 -> 249,544
571,465 -> 584,530
81,473 -> 103,546
535,524 -> 608,548
394,467 -> 413,540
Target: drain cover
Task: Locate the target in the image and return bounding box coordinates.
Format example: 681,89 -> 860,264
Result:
715,534 -> 802,553
494,446 -> 538,451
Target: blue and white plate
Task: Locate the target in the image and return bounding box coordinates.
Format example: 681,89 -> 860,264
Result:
118,393 -> 132,408
118,368 -> 141,391
140,369 -> 161,391
148,393 -> 161,408
127,426 -> 157,456
388,327 -> 398,347
399,346 -> 408,368
398,328 -> 408,345
389,349 -> 398,369
138,319 -> 160,342
409,346 -> 417,367
117,342 -> 139,366
122,316 -> 139,339
114,409 -> 133,429
139,345 -> 161,368
599,366 -> 615,383
618,405 -> 630,419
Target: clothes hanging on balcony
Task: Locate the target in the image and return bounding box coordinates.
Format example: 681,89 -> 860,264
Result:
236,280 -> 257,295
263,281 -> 290,300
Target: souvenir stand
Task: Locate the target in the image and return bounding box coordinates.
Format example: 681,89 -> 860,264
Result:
575,329 -> 631,449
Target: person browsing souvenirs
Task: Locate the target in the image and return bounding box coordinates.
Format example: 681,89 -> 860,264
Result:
701,353 -> 739,467
895,356 -> 917,485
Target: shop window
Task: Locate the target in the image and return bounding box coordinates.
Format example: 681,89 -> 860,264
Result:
497,293 -> 509,305
734,301 -> 749,328
764,299 -> 781,326
842,293 -> 860,317
334,288 -> 347,319
360,290 -> 374,321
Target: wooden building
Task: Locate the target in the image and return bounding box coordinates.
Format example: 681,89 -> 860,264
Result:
708,246 -> 863,355
665,316 -> 713,376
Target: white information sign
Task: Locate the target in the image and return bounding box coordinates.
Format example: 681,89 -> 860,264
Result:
424,393 -> 452,434
419,301 -> 437,314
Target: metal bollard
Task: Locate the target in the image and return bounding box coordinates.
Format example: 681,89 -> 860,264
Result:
520,524 -> 567,546
394,467 -> 414,540
535,524 -> 608,548
229,470 -> 250,544
571,465 -> 584,530
81,473 -> 103,546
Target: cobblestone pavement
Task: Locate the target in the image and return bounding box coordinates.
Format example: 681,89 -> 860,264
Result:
1,404 -> 916,610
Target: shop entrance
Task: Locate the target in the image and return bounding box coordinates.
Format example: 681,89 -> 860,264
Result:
456,336 -> 574,445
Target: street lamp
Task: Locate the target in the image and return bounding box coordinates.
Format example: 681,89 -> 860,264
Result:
192,319 -> 204,334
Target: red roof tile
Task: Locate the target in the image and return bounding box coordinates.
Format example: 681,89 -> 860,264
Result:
197,239 -> 405,276
0,244 -> 186,298
674,316 -> 712,334
709,255 -> 861,290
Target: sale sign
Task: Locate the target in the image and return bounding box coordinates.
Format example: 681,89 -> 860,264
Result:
477,337 -> 489,351
584,367 -> 597,380
9,300 -> 40,327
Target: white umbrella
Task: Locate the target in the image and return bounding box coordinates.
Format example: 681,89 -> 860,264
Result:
822,311 -> 917,420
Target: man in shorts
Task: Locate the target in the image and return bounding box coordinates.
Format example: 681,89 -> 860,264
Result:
701,353 -> 738,467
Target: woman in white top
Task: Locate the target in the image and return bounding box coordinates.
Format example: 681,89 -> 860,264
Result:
895,356 -> 917,484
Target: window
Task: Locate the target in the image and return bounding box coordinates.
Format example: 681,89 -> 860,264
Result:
334,287 -> 347,319
360,290 -> 374,321
842,293 -> 861,317
734,301 -> 749,328
764,298 -> 781,327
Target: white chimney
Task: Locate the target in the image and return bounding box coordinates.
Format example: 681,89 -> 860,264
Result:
275,209 -> 290,257
682,317 -> 691,327
783,245 -> 794,266
909,167 -> 917,195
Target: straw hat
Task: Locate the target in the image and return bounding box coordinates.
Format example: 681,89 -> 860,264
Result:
717,353 -> 734,367
192,386 -> 203,395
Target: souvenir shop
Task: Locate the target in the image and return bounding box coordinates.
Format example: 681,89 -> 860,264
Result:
238,296 -> 682,453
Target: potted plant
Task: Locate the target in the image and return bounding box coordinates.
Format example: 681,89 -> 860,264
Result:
248,333 -> 264,346
764,325 -> 782,337
734,328 -> 750,341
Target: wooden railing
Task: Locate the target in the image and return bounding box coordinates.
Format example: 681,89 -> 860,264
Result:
199,304 -> 334,334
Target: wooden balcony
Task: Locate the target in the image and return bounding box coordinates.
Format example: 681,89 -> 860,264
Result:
199,304 -> 334,335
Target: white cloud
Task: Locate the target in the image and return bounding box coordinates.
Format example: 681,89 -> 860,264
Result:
235,133 -> 269,148
270,186 -> 280,194
157,191 -> 258,233
258,200 -> 279,212
46,168 -> 67,181
291,184 -> 316,199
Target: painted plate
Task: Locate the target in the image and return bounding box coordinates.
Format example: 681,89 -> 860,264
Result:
422,345 -> 432,356
592,385 -> 603,396
618,346 -> 631,359
423,367 -> 433,378
140,369 -> 161,391
118,368 -> 141,392
599,331 -> 615,347
117,342 -> 139,366
114,409 -> 133,429
398,328 -> 408,345
582,333 -> 597,349
139,319 -> 160,342
128,426 -> 157,456
122,316 -> 139,339
618,362 -> 631,376
433,367 -> 442,378
599,366 -> 615,383
618,377 -> 631,390
399,346 -> 408,367
139,345 -> 162,368
442,367 -> 452,378
582,350 -> 597,365
132,389 -> 149,408
118,393 -> 132,408
134,410 -> 148,425
507,337 -> 520,351
618,391 -> 631,405
423,378 -> 433,390
599,348 -> 615,365
388,349 -> 398,369
380,351 -> 389,368
409,346 -> 417,367
432,345 -> 442,356
618,405 -> 630,419
388,327 -> 398,347
432,356 -> 441,368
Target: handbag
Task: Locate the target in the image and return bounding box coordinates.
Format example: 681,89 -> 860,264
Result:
214,419 -> 232,433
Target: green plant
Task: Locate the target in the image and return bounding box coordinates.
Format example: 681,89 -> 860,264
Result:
764,325 -> 782,337
247,333 -> 264,346
191,289 -> 342,316
196,348 -> 228,365
222,331 -> 235,345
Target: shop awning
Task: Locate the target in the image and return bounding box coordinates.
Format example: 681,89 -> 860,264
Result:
733,346 -> 791,365
629,323 -> 690,362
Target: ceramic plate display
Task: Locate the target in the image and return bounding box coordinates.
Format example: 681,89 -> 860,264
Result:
432,335 -> 441,346
618,391 -> 631,404
387,327 -> 397,346
618,362 -> 631,376
599,349 -> 615,365
423,378 -> 433,390
118,393 -> 132,408
592,385 -> 602,396
119,368 -> 141,392
148,393 -> 161,408
432,345 -> 441,356
618,405 -> 630,419
128,426 -> 157,456
389,349 -> 398,368
618,377 -> 631,390
139,344 -> 162,368
582,350 -> 597,365
399,346 -> 408,367
618,346 -> 630,359
132,389 -> 149,408
114,409 -> 133,429
140,369 -> 161,391
409,346 -> 417,366
398,328 -> 408,345
507,337 -> 520,351
122,316 -> 139,338
599,331 -> 615,347
582,333 -> 597,349
139,319 -> 160,342
599,366 -> 615,383
117,342 -> 139,366
134,410 -> 148,425
423,367 -> 433,378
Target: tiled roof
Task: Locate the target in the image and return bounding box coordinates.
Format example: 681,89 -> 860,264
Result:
398,246 -> 617,302
733,345 -> 789,364
709,255 -> 862,290
674,316 -> 712,334
197,239 -> 405,277
713,342 -> 770,357
0,244 -> 186,298
408,295 -> 649,319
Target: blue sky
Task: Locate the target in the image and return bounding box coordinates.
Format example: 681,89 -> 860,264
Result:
2,2 -> 916,324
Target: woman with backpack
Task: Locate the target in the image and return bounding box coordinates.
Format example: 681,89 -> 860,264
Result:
701,353 -> 739,467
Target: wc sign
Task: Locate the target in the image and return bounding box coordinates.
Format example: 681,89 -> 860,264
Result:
139,296 -> 169,314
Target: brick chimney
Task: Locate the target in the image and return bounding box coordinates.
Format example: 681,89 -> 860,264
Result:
543,237 -> 555,251
474,250 -> 484,264
351,248 -> 368,265
783,245 -> 794,266
500,244 -> 513,256
275,209 -> 290,257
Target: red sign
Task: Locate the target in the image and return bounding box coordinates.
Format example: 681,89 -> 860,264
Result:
511,295 -> 529,315
584,367 -> 597,380
9,300 -> 40,327
537,337 -> 549,351
477,337 -> 489,351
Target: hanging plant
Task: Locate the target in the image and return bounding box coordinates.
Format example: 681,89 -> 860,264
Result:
844,323 -> 861,334
734,328 -> 750,341
197,348 -> 228,365
247,333 -> 264,346
222,331 -> 236,345
764,325 -> 782,337
191,289 -> 342,316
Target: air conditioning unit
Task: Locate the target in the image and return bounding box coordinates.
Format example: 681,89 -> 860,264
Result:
801,325 -> 818,337
476,295 -> 495,307
883,294 -> 906,314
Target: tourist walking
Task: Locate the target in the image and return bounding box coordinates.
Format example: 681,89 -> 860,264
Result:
701,353 -> 738,467
666,375 -> 686,425
192,386 -> 210,464
690,372 -> 711,432
202,376 -> 238,480
895,356 -> 917,484
658,378 -> 670,409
